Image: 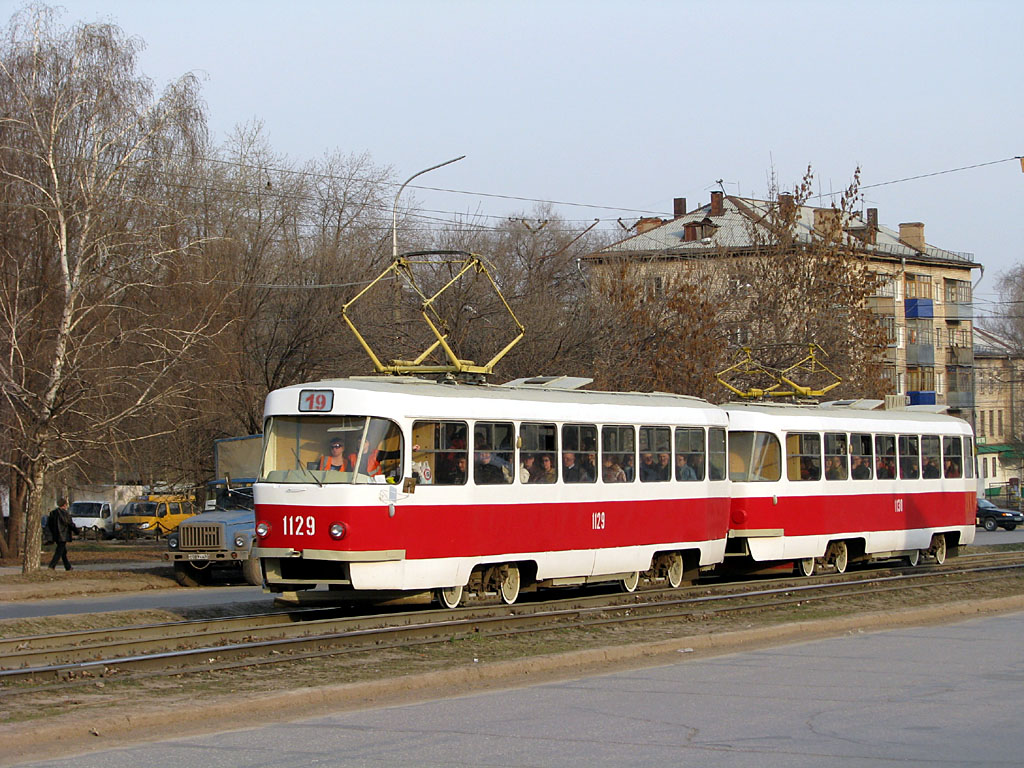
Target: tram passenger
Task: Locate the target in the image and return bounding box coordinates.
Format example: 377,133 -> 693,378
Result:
602,455 -> 626,483
851,455 -> 871,479
622,454 -> 635,482
656,452 -> 672,481
475,449 -> 506,484
445,456 -> 468,484
944,458 -> 961,478
316,437 -> 353,472
562,452 -> 592,483
824,456 -> 844,481
639,453 -> 658,482
922,456 -> 941,478
675,453 -> 697,481
535,454 -> 557,483
355,438 -> 382,476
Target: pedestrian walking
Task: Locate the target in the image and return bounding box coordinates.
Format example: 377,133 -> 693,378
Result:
47,497 -> 78,571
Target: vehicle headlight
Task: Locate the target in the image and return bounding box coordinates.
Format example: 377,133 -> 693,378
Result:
329,522 -> 347,540
234,534 -> 247,549
114,523 -> 122,530
168,536 -> 179,549
139,522 -> 151,529
255,521 -> 270,538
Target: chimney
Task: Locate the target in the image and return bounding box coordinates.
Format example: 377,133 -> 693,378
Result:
899,222 -> 926,251
778,193 -> 795,219
710,190 -> 724,216
673,197 -> 687,219
866,207 -> 878,245
636,217 -> 663,234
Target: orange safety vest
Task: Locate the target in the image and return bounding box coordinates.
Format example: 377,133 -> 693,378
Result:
318,454 -> 353,472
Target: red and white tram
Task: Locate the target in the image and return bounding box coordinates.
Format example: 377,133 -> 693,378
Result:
722,402 -> 976,576
253,377 -> 731,605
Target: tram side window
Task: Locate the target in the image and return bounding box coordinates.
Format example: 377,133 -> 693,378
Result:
708,427 -> 727,481
601,425 -> 635,483
875,435 -> 896,479
639,426 -> 672,482
674,427 -> 705,481
522,422 -> 557,483
921,435 -> 942,478
964,437 -> 975,479
850,433 -> 873,480
473,422 -> 514,485
943,436 -> 963,478
562,424 -> 597,483
786,433 -> 821,481
899,435 -> 920,479
413,420 -> 467,486
728,431 -> 781,482
824,433 -> 848,480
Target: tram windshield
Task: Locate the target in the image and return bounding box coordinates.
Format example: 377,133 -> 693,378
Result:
261,415 -> 403,484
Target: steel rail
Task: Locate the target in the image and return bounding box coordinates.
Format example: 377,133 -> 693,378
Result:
3,558 -> 1022,688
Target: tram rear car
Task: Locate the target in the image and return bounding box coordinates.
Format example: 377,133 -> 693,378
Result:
722,403 -> 976,575
253,378 -> 731,605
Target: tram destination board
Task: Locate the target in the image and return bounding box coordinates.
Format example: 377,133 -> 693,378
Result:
299,390 -> 334,412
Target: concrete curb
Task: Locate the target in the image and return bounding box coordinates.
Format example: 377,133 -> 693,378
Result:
4,594 -> 1024,766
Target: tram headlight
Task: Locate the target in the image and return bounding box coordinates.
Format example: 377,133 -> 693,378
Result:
329,522 -> 347,540
255,521 -> 270,538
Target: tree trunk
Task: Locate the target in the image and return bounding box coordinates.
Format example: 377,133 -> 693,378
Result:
21,463 -> 46,572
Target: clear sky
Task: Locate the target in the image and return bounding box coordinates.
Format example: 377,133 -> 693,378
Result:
6,0 -> 1022,313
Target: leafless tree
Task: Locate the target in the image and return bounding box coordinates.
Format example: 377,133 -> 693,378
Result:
0,6 -> 221,568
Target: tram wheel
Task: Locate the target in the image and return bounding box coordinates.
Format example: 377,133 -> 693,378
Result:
930,535 -> 947,565
829,541 -> 848,574
498,565 -> 521,605
665,553 -> 684,589
436,584 -> 464,609
904,549 -> 920,567
796,557 -> 815,577
620,570 -> 640,593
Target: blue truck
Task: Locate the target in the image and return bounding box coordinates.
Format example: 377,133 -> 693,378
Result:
164,435 -> 262,586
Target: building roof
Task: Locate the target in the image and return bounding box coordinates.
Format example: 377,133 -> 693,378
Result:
974,325 -> 1020,358
596,194 -> 977,269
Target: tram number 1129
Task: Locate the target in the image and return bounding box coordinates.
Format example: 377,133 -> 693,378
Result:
592,511 -> 606,530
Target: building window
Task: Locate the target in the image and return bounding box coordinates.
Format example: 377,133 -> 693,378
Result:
989,411 -> 994,436
999,410 -> 1004,437
907,367 -> 935,392
979,411 -> 986,437
905,273 -> 933,299
944,279 -> 971,304
906,318 -> 933,346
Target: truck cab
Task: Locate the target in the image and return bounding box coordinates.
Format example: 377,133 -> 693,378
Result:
165,482 -> 259,586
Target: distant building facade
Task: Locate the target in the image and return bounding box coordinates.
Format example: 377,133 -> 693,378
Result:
974,326 -> 1023,504
593,192 -> 979,421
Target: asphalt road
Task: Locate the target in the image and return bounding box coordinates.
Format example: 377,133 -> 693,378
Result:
10,608 -> 1024,767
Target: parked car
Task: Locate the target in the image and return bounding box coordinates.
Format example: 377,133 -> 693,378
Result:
976,499 -> 1024,531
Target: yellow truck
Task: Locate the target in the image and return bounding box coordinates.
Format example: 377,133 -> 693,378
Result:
113,493 -> 198,539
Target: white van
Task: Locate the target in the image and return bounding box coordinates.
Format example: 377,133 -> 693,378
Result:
70,500 -> 114,539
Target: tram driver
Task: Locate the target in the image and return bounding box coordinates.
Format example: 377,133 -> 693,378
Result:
316,437 -> 353,472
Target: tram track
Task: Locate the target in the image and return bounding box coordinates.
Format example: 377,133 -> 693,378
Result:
3,551 -> 1024,693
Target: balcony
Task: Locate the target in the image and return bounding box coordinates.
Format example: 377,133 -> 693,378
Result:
945,390 -> 975,409
946,346 -> 974,366
908,391 -> 937,406
945,302 -> 973,322
906,343 -> 935,366
905,298 -> 934,318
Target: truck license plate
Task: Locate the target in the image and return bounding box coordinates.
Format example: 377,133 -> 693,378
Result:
186,553 -> 210,561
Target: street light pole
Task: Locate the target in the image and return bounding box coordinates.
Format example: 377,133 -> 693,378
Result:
392,155 -> 466,260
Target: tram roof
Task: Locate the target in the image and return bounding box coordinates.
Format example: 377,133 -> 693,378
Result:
267,376 -> 724,418
721,401 -> 973,433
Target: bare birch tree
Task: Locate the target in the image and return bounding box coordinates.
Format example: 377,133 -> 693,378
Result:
0,7 -> 219,568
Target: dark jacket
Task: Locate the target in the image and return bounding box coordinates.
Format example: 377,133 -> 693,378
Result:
47,506 -> 77,543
